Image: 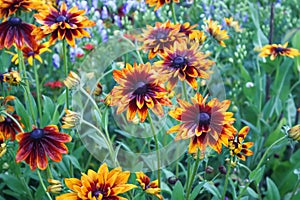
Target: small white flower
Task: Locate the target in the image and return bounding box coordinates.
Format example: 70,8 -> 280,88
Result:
245,82 -> 254,88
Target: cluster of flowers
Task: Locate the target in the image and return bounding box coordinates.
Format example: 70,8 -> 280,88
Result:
1,0 -> 300,200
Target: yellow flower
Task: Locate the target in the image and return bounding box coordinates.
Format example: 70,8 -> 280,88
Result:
0,141 -> 7,158
145,0 -> 180,11
258,42 -> 300,60
189,30 -> 207,45
56,163 -> 137,200
136,172 -> 163,200
64,71 -> 80,89
47,179 -> 63,194
61,109 -> 80,129
3,71 -> 21,86
205,19 -> 229,47
224,17 -> 243,32
228,126 -> 254,161
288,124 -> 300,141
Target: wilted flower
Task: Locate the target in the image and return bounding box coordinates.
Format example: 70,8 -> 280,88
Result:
16,125 -> 72,170
288,124 -> 300,141
258,42 -> 300,60
61,109 -> 80,129
56,163 -> 137,200
168,93 -> 236,154
64,71 -> 80,89
3,71 -> 21,86
205,19 -> 229,47
47,179 -> 63,194
93,82 -> 103,96
136,172 -> 163,200
228,126 -> 254,161
33,2 -> 95,47
110,62 -> 171,122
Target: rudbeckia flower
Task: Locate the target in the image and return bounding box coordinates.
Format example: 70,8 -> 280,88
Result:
61,109 -> 80,129
32,2 -> 96,47
63,71 -> 81,89
136,172 -> 163,200
189,30 -> 207,45
224,17 -> 243,33
141,21 -> 186,59
110,62 -> 172,122
16,125 -> 72,170
0,17 -> 36,49
168,93 -> 236,154
288,124 -> 300,141
0,95 -> 16,121
258,42 -> 300,60
179,22 -> 198,37
56,163 -> 137,200
0,0 -> 43,20
228,126 -> 254,161
205,19 -> 229,47
10,42 -> 51,66
145,0 -> 180,11
0,114 -> 24,141
3,71 -> 21,86
154,41 -> 214,90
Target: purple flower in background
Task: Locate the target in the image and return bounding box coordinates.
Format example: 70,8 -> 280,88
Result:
70,47 -> 84,63
52,54 -> 60,69
93,0 -> 98,8
243,13 -> 248,23
78,0 -> 89,12
101,6 -> 109,19
103,0 -> 117,11
114,15 -> 122,28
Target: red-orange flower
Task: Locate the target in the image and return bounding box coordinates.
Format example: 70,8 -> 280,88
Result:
0,0 -> 43,20
56,163 -> 137,200
32,2 -> 95,47
141,21 -> 186,59
110,62 -> 171,122
168,93 -> 236,154
136,172 -> 163,200
0,114 -> 24,141
16,125 -> 72,170
0,17 -> 36,49
228,126 -> 254,161
145,0 -> 180,11
154,41 -> 214,89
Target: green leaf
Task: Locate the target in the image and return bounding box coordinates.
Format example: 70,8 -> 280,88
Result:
249,165 -> 265,183
247,187 -> 258,199
203,182 -> 221,199
42,95 -> 56,126
15,98 -> 30,131
189,183 -> 204,200
264,177 -> 280,200
171,181 -> 185,200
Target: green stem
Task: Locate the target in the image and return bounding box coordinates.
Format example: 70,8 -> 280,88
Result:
20,177 -> 34,200
237,136 -> 288,200
221,160 -> 232,200
148,113 -> 161,188
63,39 -> 69,109
37,170 -> 52,200
186,150 -> 200,200
170,1 -> 177,24
33,61 -> 43,126
182,81 -> 188,100
17,49 -> 36,126
291,179 -> 300,198
84,153 -> 93,171
47,166 -> 53,179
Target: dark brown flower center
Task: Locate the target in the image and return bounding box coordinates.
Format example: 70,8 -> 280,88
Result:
8,17 -> 22,26
92,190 -> 103,198
27,51 -> 35,57
172,56 -> 188,69
198,112 -> 210,125
155,31 -> 168,39
133,82 -> 148,95
275,47 -> 285,53
30,129 -> 44,139
56,15 -> 68,23
4,117 -> 12,123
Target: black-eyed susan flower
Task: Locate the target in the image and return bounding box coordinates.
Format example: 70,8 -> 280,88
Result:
0,17 -> 36,49
0,95 -> 16,121
136,172 -> 163,200
110,62 -> 172,122
141,21 -> 186,59
205,19 -> 229,47
288,124 -> 300,141
154,41 -> 214,90
145,0 -> 180,11
63,71 -> 80,89
0,0 -> 43,20
189,30 -> 207,45
56,163 -> 137,200
61,109 -> 80,129
10,42 -> 51,66
93,82 -> 103,96
167,93 -> 236,154
0,134 -> 7,158
179,22 -> 198,37
258,42 -> 300,60
15,125 -> 72,170
228,126 -> 254,161
0,114 -> 24,141
3,71 -> 21,86
32,2 -> 96,47
224,17 -> 243,33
